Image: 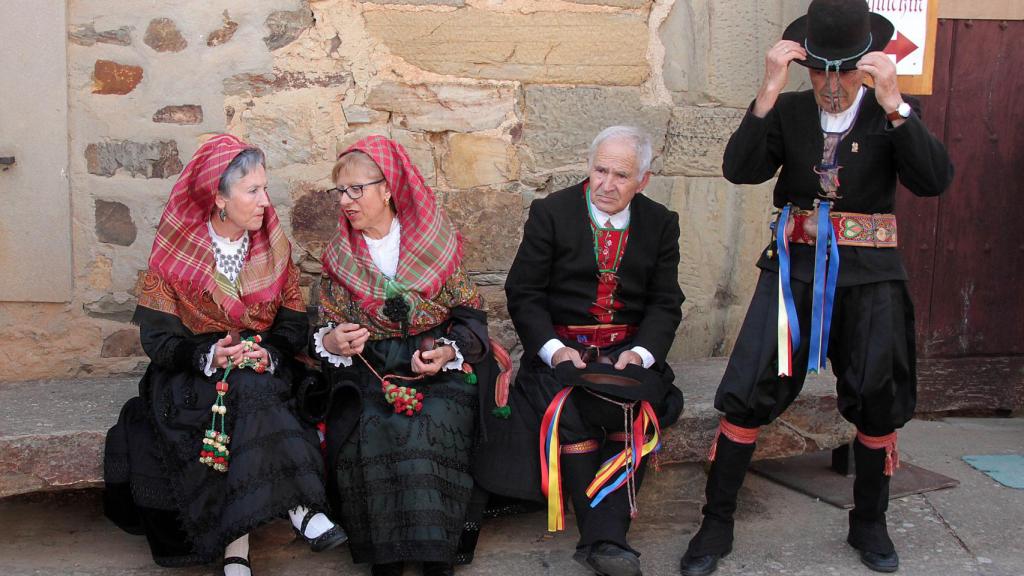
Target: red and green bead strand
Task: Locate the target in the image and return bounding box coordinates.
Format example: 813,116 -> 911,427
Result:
199,335 -> 267,473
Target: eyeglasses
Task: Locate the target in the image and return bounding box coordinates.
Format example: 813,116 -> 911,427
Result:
326,177 -> 385,200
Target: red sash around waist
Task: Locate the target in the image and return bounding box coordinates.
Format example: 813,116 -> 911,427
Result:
553,324 -> 638,348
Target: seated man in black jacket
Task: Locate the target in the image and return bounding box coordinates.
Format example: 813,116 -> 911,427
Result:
474,125 -> 685,576
679,2 -> 953,575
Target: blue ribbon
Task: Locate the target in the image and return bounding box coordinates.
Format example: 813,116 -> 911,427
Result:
776,205 -> 801,354
589,458 -> 632,508
807,202 -> 840,373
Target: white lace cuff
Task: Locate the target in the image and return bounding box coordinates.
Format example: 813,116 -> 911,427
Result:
436,337 -> 465,371
314,325 -> 352,368
202,343 -> 217,376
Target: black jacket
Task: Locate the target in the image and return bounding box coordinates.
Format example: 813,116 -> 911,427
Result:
504,182 -> 685,362
723,88 -> 954,286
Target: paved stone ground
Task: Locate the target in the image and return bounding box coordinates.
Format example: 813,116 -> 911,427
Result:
1,417 -> 1021,576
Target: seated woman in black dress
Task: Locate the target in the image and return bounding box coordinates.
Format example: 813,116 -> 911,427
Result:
104,134 -> 345,575
305,135 -> 493,576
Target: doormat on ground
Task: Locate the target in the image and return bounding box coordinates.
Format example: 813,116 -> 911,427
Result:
963,455 -> 1024,489
751,450 -> 959,508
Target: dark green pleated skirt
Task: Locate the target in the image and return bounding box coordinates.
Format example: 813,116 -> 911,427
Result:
326,332 -> 479,565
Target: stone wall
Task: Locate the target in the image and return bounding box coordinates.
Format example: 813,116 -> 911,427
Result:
0,0 -> 811,382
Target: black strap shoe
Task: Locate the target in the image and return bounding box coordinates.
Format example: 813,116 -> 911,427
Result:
859,550 -> 899,573
586,542 -> 642,576
679,553 -> 720,576
292,509 -> 348,552
223,556 -> 252,575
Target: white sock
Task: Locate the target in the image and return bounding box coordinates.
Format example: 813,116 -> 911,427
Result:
223,534 -> 251,576
288,505 -> 335,539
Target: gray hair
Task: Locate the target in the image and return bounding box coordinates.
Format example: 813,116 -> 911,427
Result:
587,126 -> 653,181
218,147 -> 266,196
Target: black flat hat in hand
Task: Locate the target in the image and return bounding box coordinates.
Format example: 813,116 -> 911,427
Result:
782,0 -> 894,70
554,361 -> 664,403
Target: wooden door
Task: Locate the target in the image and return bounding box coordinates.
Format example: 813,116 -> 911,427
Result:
895,19 -> 1024,413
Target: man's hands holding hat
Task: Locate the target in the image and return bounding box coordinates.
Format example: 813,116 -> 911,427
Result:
552,346 -> 644,371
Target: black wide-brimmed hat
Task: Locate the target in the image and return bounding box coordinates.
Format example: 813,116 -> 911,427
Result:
783,0 -> 894,71
554,361 -> 664,403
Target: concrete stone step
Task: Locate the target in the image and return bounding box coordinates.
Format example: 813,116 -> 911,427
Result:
0,359 -> 853,499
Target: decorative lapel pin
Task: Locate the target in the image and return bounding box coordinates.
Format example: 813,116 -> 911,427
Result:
851,142 -> 859,153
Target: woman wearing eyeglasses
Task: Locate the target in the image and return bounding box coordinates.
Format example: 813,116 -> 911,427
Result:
300,135 -> 497,576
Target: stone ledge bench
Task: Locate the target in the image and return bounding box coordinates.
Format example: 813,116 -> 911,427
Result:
0,359 -> 853,500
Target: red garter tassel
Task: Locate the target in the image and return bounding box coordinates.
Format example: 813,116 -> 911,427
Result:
856,431 -> 899,476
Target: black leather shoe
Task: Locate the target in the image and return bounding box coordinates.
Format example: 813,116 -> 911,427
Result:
585,542 -> 642,576
859,550 -> 899,573
679,553 -> 721,576
292,509 -> 348,552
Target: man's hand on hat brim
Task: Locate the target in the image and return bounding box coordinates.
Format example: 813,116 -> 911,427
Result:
552,346 -> 587,369
754,40 -> 808,117
614,350 -> 644,370
857,52 -> 905,125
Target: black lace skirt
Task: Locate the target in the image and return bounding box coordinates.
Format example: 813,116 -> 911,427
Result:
104,365 -> 327,566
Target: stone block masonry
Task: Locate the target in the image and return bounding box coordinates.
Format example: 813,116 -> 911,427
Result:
0,0 -> 802,382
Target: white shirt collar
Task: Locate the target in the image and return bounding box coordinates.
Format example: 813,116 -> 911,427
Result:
363,217 -> 401,278
589,201 -> 630,229
207,220 -> 248,246
820,85 -> 866,133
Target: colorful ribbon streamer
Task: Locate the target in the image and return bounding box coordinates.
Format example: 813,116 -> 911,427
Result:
539,387 -> 574,532
540,387 -> 661,532
807,201 -> 840,374
585,401 -> 661,507
776,205 -> 801,376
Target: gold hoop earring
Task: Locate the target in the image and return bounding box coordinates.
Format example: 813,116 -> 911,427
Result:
219,207 -> 227,222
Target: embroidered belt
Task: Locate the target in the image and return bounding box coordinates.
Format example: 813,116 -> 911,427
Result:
554,324 -> 638,348
788,209 -> 898,248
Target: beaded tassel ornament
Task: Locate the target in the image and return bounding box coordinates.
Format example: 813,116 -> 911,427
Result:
199,335 -> 267,472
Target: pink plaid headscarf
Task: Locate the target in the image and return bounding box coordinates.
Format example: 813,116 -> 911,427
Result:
147,134 -> 291,321
321,135 -> 464,331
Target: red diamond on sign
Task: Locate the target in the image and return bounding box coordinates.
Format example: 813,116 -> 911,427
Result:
884,31 -> 919,64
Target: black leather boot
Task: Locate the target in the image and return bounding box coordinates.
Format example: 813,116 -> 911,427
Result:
848,439 -> 899,573
679,434 -> 755,576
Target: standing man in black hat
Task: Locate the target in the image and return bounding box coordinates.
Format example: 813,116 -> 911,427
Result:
678,1 -> 953,575
474,125 -> 685,576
